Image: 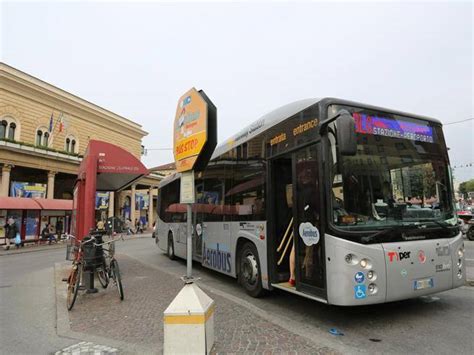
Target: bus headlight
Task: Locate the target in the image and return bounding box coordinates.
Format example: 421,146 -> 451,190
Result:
457,270 -> 463,279
360,258 -> 371,269
368,283 -> 378,294
457,248 -> 464,258
367,270 -> 377,281
457,258 -> 462,267
345,253 -> 358,265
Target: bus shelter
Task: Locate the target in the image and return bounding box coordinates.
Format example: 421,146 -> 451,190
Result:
71,140 -> 149,241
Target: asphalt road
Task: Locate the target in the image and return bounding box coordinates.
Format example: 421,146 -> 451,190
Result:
0,237 -> 473,354
0,247 -> 77,354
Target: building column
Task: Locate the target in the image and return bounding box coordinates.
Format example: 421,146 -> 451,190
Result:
47,171 -> 56,199
108,191 -> 115,218
148,186 -> 154,230
0,165 -> 12,197
114,192 -> 121,219
131,184 -> 136,223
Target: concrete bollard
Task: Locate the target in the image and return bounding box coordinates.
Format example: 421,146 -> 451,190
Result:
164,283 -> 215,354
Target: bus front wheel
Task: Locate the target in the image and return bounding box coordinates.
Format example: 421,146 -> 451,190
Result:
238,242 -> 264,298
467,226 -> 474,241
167,233 -> 176,260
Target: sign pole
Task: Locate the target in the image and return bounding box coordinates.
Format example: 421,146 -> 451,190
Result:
165,88 -> 217,354
186,203 -> 192,279
180,169 -> 195,282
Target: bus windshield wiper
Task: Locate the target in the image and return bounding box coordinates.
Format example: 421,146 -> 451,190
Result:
361,225 -> 410,244
416,219 -> 452,230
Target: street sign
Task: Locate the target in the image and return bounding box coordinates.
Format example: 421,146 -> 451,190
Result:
173,88 -> 217,173
180,171 -> 195,204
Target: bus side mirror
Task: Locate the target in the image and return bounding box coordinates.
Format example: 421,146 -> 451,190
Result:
336,111 -> 357,156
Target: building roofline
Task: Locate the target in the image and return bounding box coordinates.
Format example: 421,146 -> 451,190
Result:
0,62 -> 148,136
149,162 -> 176,171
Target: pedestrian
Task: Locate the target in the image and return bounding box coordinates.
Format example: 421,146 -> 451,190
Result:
138,219 -> 144,233
55,218 -> 63,240
41,223 -> 56,244
4,217 -> 19,250
96,219 -> 105,231
134,218 -> 141,234
124,218 -> 131,235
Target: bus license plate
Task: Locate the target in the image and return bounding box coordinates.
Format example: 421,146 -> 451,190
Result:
414,278 -> 434,291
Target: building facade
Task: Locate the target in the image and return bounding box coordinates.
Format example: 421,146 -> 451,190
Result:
0,63 -> 159,242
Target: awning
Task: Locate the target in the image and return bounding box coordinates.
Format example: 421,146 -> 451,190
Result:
0,197 -> 41,210
34,199 -> 73,210
0,197 -> 73,211
78,140 -> 149,191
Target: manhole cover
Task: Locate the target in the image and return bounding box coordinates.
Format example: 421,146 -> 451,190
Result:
55,341 -> 118,354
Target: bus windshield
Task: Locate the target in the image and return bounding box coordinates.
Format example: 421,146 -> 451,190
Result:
328,105 -> 457,233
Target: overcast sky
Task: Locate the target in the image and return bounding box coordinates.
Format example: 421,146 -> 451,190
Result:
1,0 -> 473,182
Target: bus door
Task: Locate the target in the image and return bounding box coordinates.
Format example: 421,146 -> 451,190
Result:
271,153 -> 294,283
293,145 -> 325,295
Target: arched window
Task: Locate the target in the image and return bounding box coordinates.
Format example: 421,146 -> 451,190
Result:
65,135 -> 78,153
8,122 -> 16,140
43,132 -> 50,147
0,120 -> 7,139
36,130 -> 43,146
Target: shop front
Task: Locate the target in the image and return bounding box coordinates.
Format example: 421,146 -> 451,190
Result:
0,197 -> 72,244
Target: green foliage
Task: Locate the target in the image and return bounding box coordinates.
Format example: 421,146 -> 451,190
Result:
459,179 -> 474,195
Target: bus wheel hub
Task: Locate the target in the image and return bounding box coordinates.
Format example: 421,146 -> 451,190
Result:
242,254 -> 258,285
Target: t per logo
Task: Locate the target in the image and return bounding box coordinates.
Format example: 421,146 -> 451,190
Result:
388,251 -> 411,262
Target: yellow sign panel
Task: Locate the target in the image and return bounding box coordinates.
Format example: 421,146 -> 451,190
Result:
173,88 -> 208,172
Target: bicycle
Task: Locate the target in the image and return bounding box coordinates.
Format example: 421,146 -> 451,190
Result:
96,234 -> 124,301
66,235 -> 93,311
66,233 -> 124,311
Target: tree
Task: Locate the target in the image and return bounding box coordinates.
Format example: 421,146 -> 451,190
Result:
459,179 -> 474,197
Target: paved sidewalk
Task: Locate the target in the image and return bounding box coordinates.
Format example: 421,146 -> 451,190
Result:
56,255 -> 336,354
0,233 -> 151,257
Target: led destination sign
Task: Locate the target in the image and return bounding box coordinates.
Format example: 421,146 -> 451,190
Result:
353,113 -> 434,143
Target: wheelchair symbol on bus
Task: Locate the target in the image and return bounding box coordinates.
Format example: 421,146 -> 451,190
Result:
354,285 -> 367,299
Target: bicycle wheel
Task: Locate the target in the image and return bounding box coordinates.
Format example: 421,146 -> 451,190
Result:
97,267 -> 109,288
110,259 -> 124,301
67,263 -> 82,311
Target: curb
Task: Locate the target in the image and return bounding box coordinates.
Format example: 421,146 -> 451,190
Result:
54,262 -> 156,355
0,243 -> 66,256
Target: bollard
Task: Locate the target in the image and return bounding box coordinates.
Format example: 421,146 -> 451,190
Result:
164,283 -> 215,354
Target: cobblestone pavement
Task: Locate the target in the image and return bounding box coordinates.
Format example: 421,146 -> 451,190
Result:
63,255 -> 336,354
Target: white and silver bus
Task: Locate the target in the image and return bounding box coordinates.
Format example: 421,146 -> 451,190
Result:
156,98 -> 465,305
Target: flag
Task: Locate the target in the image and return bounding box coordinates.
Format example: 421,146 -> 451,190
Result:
49,113 -> 53,132
58,113 -> 64,133
62,114 -> 68,131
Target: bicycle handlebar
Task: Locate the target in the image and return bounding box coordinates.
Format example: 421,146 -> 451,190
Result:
66,233 -> 124,247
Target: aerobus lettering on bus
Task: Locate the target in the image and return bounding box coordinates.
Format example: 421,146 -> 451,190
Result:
203,242 -> 232,273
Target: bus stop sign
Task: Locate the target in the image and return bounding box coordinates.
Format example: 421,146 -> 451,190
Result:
173,88 -> 217,172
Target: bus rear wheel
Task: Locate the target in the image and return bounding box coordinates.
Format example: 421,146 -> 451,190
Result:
167,233 -> 176,260
238,242 -> 264,298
